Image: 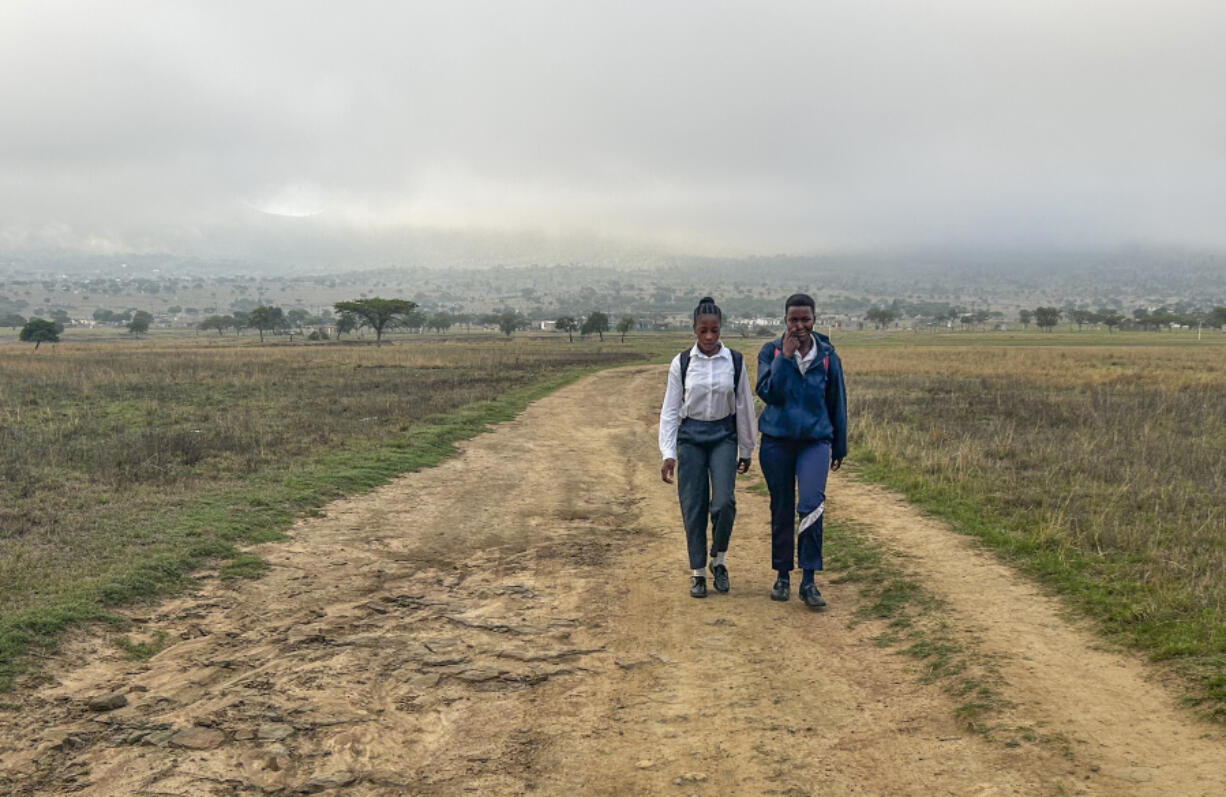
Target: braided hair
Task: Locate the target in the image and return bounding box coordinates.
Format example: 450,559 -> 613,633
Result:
693,296 -> 722,325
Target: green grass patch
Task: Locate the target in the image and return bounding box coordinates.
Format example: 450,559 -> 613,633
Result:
743,477 -> 770,497
219,553 -> 271,580
0,602 -> 112,691
826,521 -> 1009,733
112,630 -> 170,660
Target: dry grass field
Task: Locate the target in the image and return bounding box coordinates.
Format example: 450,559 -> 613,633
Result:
842,333 -> 1226,717
0,334 -> 676,688
4,327 -> 1225,720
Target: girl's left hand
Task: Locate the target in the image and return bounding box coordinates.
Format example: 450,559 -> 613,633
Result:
736,458 -> 751,474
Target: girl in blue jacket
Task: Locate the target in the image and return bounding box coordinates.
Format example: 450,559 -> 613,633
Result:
755,293 -> 848,609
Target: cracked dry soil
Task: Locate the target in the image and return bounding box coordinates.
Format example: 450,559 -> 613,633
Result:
1,365 -> 1223,795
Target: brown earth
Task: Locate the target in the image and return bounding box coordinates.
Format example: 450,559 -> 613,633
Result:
1,365 -> 1223,796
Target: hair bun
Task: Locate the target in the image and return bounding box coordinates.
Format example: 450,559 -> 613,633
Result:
699,296 -> 715,304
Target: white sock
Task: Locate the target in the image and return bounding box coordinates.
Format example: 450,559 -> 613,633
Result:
713,552 -> 726,567
692,568 -> 705,578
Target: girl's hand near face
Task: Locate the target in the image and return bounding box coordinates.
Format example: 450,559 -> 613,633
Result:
736,457 -> 751,474
661,458 -> 676,483
780,330 -> 799,358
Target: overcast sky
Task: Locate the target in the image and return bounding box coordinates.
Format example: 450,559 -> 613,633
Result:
3,0 -> 1225,259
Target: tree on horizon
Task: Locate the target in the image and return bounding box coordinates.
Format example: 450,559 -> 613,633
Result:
198,315 -> 232,336
1034,306 -> 1061,332
127,310 -> 153,335
496,310 -> 527,338
555,316 -> 578,342
582,311 -> 609,341
248,305 -> 285,343
335,311 -> 360,338
333,298 -> 417,346
19,317 -> 62,350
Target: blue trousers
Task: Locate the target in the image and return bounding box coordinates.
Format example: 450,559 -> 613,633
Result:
676,417 -> 738,570
759,435 -> 830,572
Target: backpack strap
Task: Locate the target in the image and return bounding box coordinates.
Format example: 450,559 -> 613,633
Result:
678,349 -> 691,392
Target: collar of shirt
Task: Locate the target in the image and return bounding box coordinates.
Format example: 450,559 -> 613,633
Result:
796,335 -> 818,366
689,342 -> 730,361
793,334 -> 819,373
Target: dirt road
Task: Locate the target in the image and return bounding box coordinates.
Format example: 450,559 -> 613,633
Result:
2,366 -> 1223,795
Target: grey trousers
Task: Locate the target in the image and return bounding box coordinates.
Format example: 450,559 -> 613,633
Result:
676,416 -> 738,570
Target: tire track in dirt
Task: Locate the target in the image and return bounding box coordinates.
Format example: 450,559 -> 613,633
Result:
0,365 -> 1222,795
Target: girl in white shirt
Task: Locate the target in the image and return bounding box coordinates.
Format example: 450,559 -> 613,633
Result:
659,297 -> 758,598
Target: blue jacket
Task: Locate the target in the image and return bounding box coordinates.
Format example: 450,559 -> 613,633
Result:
755,334 -> 847,460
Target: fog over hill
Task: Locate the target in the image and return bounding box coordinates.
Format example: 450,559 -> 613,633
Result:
4,238 -> 1223,324
0,226 -> 678,276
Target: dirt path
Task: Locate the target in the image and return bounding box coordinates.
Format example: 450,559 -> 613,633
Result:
2,366 -> 1223,796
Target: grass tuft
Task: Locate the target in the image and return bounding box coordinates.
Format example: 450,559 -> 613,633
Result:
219,553 -> 270,580
113,630 -> 170,660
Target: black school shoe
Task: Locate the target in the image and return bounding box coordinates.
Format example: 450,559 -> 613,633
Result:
709,562 -> 730,593
799,583 -> 827,609
690,576 -> 708,598
770,576 -> 790,601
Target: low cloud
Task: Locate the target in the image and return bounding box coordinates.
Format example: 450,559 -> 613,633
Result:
3,1 -> 1225,259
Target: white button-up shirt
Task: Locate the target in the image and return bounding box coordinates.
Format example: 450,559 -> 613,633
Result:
794,334 -> 819,375
658,343 -> 758,461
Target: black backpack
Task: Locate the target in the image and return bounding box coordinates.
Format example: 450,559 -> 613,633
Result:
679,347 -> 744,394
